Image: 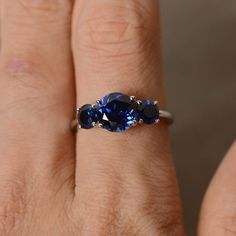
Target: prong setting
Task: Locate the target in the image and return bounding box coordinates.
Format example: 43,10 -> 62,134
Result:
132,120 -> 138,127
136,100 -> 142,105
72,92 -> 172,133
130,96 -> 136,101
91,104 -> 98,109
138,119 -> 143,124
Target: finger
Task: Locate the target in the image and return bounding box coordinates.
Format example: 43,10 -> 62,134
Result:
198,141 -> 236,236
0,0 -> 75,222
0,0 -> 75,162
72,0 -> 183,234
0,1 -> 1,52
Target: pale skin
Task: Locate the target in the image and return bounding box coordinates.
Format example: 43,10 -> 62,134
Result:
0,0 -> 235,235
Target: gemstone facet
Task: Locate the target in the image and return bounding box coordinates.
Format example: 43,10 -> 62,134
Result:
98,92 -> 138,132
137,100 -> 159,124
78,104 -> 101,129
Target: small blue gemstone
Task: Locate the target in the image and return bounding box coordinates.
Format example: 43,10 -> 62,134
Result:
98,92 -> 138,132
78,104 -> 101,129
138,100 -> 159,124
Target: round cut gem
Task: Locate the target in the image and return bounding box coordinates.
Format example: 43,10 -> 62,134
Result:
78,104 -> 101,129
98,92 -> 138,132
138,100 -> 159,124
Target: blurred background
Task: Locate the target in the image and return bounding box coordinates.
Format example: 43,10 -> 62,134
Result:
160,0 -> 236,235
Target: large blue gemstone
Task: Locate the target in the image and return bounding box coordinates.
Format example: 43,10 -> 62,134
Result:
98,92 -> 138,132
137,100 -> 159,124
78,104 -> 102,129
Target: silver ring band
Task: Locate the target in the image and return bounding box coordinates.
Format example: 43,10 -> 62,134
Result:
159,110 -> 174,125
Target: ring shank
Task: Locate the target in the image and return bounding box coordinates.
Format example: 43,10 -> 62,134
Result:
159,110 -> 174,125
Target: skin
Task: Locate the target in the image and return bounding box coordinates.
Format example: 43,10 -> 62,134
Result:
0,0 -> 235,235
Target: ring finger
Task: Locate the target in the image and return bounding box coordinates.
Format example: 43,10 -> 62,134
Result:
72,0 -> 184,234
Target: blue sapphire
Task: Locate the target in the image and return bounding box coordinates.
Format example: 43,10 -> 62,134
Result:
137,100 -> 159,124
78,104 -> 102,129
97,92 -> 138,132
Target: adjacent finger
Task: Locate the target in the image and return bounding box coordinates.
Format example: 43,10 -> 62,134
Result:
0,0 -> 75,230
198,141 -> 236,236
0,0 -> 75,166
72,0 -> 184,234
0,1 -> 2,52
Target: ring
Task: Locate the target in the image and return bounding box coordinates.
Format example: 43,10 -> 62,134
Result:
71,92 -> 174,133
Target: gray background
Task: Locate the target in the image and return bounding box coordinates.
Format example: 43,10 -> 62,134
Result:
160,0 -> 236,235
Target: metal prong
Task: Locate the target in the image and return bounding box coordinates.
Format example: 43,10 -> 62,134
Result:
136,100 -> 142,105
78,124 -> 82,129
153,101 -> 158,105
76,108 -> 81,113
138,119 -> 143,124
92,122 -> 96,127
132,120 -> 138,127
155,119 -> 160,124
91,104 -> 98,109
97,123 -> 103,128
130,96 -> 136,101
96,100 -> 100,104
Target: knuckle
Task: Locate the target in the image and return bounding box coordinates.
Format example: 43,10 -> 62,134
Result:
0,55 -> 61,118
136,169 -> 184,235
2,55 -> 51,86
77,1 -> 157,59
0,55 -> 53,105
75,1 -> 160,92
126,192 -> 183,235
72,183 -> 124,235
122,214 -> 183,236
73,171 -> 183,235
4,56 -> 38,79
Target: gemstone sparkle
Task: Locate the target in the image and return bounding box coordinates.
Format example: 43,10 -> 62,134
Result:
97,92 -> 138,132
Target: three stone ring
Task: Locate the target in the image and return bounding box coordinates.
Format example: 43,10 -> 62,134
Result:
71,92 -> 174,133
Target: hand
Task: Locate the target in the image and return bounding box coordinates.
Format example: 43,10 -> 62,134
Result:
0,1 -> 235,235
